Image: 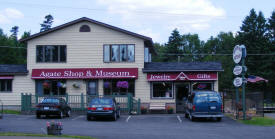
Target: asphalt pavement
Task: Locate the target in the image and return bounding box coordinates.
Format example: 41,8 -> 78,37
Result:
0,114 -> 275,139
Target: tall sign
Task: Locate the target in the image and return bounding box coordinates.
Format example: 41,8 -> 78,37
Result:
233,45 -> 247,120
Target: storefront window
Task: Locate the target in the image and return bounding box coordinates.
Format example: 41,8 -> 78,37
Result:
36,80 -> 66,96
192,82 -> 213,91
103,79 -> 135,96
151,82 -> 173,99
0,80 -> 12,92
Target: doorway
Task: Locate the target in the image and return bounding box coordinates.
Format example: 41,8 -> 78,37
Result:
175,83 -> 190,113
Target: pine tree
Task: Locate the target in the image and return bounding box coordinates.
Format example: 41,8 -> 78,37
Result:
164,29 -> 183,62
10,26 -> 19,40
40,14 -> 54,32
267,11 -> 275,43
237,9 -> 270,92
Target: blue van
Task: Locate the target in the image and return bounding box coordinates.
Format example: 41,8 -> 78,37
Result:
185,91 -> 223,121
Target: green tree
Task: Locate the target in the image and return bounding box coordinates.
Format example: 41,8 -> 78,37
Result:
10,26 -> 19,41
164,29 -> 183,62
237,9 -> 272,93
40,14 -> 54,32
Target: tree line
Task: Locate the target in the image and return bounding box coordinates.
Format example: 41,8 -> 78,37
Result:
153,9 -> 275,97
0,14 -> 54,64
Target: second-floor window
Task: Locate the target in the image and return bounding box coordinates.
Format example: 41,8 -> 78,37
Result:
104,44 -> 135,62
36,45 -> 66,63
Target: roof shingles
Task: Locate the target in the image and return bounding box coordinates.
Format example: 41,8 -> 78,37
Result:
0,64 -> 28,75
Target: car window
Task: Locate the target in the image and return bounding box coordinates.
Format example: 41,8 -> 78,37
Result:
90,98 -> 113,105
195,93 -> 208,103
208,93 -> 220,102
42,98 -> 59,103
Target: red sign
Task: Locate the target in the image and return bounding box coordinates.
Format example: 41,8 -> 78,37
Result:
147,72 -> 217,81
32,68 -> 138,79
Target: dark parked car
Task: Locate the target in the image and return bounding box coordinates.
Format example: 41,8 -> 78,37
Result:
36,97 -> 71,119
87,97 -> 120,121
185,91 -> 223,121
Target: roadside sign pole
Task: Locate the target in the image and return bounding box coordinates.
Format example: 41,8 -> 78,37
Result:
242,56 -> 246,120
235,87 -> 239,119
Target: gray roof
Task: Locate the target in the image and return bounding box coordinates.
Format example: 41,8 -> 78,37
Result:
143,62 -> 223,72
0,64 -> 28,75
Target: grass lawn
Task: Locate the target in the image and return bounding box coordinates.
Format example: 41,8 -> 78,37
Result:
2,110 -> 21,114
239,117 -> 275,126
0,132 -> 96,139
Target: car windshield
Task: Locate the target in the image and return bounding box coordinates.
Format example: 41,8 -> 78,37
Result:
42,98 -> 59,103
90,98 -> 113,105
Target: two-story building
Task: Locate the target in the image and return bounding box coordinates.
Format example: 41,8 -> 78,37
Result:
0,17 -> 222,112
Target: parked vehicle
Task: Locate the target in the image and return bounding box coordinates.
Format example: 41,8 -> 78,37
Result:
185,91 -> 223,121
87,97 -> 120,121
36,97 -> 71,119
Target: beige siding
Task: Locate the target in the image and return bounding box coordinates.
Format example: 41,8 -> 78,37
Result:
0,75 -> 33,106
24,21 -> 153,103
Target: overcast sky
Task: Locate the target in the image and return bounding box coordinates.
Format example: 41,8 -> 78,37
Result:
0,0 -> 274,43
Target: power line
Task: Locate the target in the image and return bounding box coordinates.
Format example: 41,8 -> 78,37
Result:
0,46 -> 26,49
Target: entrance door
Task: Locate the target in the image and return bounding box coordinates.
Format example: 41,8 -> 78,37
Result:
175,83 -> 189,113
87,81 -> 97,95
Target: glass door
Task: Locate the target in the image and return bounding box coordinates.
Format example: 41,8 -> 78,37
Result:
175,83 -> 190,113
87,81 -> 98,96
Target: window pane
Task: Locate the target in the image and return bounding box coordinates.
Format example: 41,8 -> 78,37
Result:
192,82 -> 213,90
104,45 -> 110,62
127,45 -> 135,62
6,80 -> 12,91
60,46 -> 66,62
152,82 -> 172,98
111,45 -> 119,62
0,80 -> 5,91
52,46 -> 58,62
45,46 -> 52,62
120,45 -> 127,62
144,47 -> 149,62
36,46 -> 43,62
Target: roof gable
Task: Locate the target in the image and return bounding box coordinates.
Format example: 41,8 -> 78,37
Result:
19,17 -> 152,43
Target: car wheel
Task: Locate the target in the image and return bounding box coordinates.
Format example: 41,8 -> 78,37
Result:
87,116 -> 91,121
117,110 -> 120,118
66,109 -> 71,117
217,117 -> 222,122
112,113 -> 117,121
189,114 -> 195,121
185,113 -> 188,119
59,111 -> 63,119
36,114 -> 41,119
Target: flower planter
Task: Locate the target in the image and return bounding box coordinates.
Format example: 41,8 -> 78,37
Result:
167,109 -> 173,114
47,122 -> 63,135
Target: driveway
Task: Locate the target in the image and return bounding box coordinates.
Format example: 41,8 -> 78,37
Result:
0,114 -> 275,139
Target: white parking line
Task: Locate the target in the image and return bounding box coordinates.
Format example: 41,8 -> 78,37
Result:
72,115 -> 84,120
126,115 -> 132,122
177,115 -> 182,123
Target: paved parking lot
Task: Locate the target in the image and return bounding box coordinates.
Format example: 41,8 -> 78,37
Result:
0,114 -> 275,139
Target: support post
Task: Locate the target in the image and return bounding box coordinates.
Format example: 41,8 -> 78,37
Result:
242,58 -> 246,120
235,88 -> 239,119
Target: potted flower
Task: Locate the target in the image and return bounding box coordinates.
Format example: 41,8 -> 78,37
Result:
166,106 -> 174,114
141,106 -> 147,114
